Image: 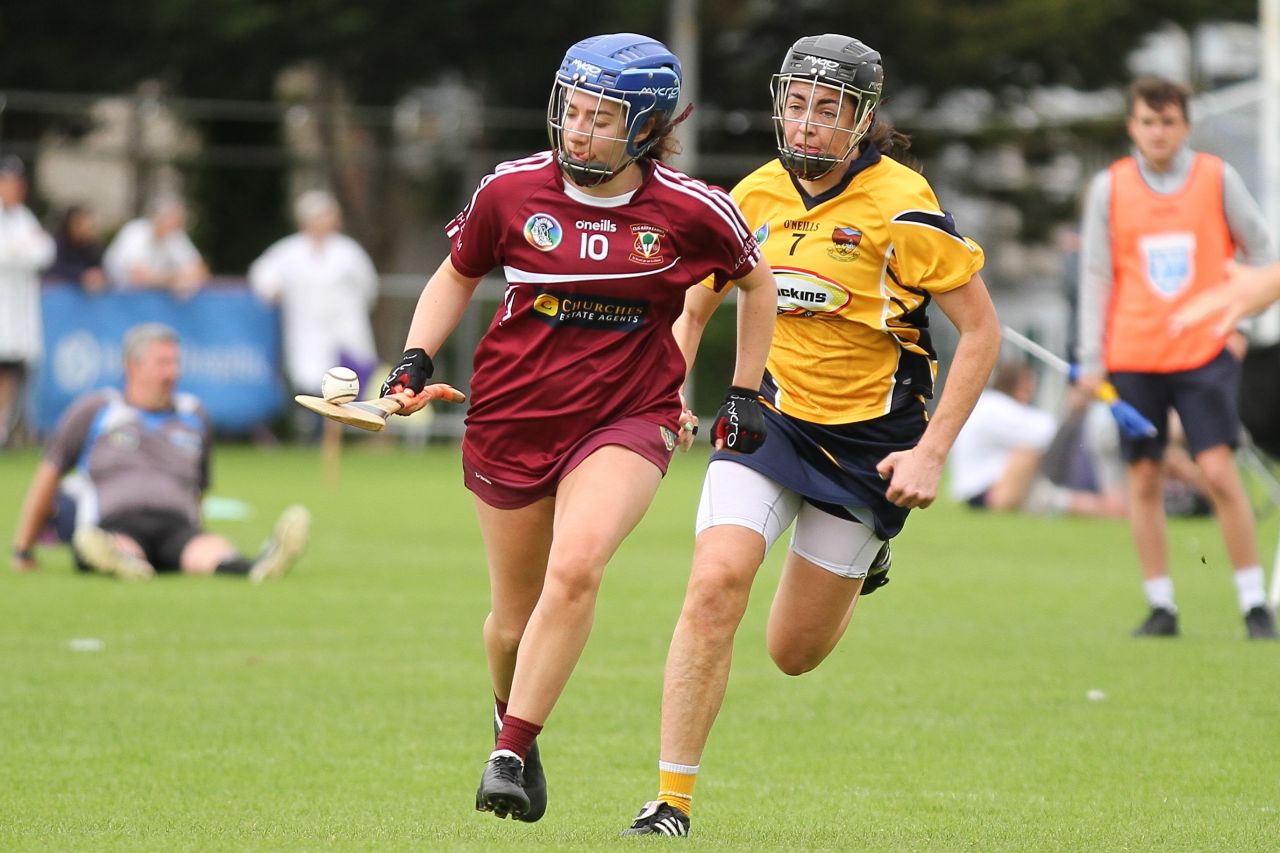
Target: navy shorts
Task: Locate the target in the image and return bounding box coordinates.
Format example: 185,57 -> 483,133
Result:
76,509 -> 204,573
1108,349 -> 1241,463
712,399 -> 928,540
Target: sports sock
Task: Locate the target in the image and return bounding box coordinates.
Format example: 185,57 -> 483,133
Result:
1232,566 -> 1266,612
1143,576 -> 1176,612
495,697 -> 508,722
215,555 -> 253,575
658,759 -> 698,816
494,714 -> 542,762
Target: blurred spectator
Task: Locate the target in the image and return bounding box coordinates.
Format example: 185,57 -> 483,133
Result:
248,190 -> 379,396
103,197 -> 209,297
1040,392 -> 1127,503
1076,77 -> 1276,638
949,360 -> 1126,517
1057,224 -> 1083,364
46,204 -> 107,292
10,323 -> 310,580
1044,394 -> 1213,515
0,155 -> 56,447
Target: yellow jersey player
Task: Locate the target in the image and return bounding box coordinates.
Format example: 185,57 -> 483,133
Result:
624,33 -> 1001,837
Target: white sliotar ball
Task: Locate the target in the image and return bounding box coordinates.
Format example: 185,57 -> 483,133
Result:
321,366 -> 360,404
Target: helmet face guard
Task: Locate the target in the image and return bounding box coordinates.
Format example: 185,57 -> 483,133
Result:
548,80 -> 648,188
771,34 -> 883,181
547,33 -> 682,188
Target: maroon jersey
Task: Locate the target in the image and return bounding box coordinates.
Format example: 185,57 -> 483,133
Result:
447,151 -> 760,487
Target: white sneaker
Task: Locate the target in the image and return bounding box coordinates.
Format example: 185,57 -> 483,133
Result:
72,527 -> 155,581
249,505 -> 311,583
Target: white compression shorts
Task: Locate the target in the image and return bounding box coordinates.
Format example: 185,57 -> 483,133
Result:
695,459 -> 885,579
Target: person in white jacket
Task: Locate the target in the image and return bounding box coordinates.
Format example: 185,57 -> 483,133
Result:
102,197 -> 209,297
249,190 -> 379,400
0,156 -> 56,446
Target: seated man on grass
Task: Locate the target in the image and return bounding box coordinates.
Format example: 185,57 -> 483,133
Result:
11,323 -> 308,581
949,360 -> 1126,517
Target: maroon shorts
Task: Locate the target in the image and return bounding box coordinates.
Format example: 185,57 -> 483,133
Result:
462,416 -> 678,509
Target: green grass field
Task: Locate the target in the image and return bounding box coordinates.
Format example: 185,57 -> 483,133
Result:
3,443 -> 1278,851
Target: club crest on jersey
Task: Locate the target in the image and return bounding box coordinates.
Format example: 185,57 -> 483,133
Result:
108,429 -> 141,451
827,226 -> 863,262
629,224 -> 666,265
754,222 -> 770,246
1139,232 -> 1195,298
524,213 -> 563,252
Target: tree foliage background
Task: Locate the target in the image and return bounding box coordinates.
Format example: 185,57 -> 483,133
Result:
2,1 -> 1260,101
0,0 -> 1260,273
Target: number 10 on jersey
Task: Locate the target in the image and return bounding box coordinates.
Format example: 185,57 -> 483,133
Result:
581,233 -> 608,260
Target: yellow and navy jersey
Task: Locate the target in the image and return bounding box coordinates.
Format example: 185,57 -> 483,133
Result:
718,146 -> 985,424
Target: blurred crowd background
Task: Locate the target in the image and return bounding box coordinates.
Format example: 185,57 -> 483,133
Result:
1,1 -> 1276,453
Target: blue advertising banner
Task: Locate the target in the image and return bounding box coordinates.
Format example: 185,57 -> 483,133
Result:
34,284 -> 285,433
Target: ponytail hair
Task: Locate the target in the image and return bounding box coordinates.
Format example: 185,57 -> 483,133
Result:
638,103 -> 694,164
865,113 -> 916,169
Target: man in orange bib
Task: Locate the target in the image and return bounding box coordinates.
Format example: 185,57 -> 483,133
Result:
1076,77 -> 1277,640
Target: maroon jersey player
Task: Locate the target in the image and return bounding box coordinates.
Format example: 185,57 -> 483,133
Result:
449,151 -> 764,501
382,34 -> 777,823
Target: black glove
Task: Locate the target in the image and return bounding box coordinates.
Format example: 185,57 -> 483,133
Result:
710,386 -> 767,453
380,348 -> 434,397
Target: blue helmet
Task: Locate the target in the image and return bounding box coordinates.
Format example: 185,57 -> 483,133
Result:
547,33 -> 683,187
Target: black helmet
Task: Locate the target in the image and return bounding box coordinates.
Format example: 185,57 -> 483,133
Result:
771,34 -> 884,180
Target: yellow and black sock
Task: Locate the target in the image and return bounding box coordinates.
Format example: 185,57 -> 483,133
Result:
657,759 -> 698,816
